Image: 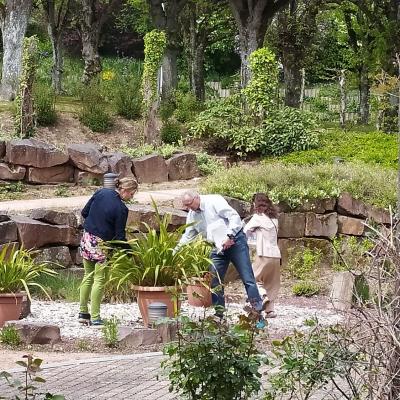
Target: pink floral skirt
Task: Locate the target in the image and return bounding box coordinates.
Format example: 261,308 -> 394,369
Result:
80,231 -> 106,263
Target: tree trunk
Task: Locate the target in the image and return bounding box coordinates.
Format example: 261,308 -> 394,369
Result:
49,33 -> 63,93
81,29 -> 101,84
300,68 -> 305,109
0,0 -> 33,101
339,69 -> 347,129
359,65 -> 370,124
161,46 -> 178,98
238,30 -> 259,87
192,44 -> 205,102
283,57 -> 302,107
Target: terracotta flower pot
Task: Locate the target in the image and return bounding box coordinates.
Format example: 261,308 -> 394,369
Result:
0,293 -> 24,327
133,285 -> 181,327
187,277 -> 212,308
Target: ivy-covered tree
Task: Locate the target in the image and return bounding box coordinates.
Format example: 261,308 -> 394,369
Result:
0,0 -> 33,101
40,0 -> 71,94
228,0 -> 290,87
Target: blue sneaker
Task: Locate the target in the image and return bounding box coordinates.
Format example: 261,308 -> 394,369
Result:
256,318 -> 266,330
91,319 -> 104,326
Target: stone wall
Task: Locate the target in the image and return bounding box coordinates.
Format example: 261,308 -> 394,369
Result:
0,139 -> 200,185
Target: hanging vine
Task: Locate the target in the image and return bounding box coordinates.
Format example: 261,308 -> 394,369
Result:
14,35 -> 39,138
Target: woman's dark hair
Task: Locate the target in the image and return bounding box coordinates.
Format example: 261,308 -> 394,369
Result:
251,193 -> 278,218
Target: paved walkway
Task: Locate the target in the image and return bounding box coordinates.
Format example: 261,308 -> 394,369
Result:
0,353 -> 178,400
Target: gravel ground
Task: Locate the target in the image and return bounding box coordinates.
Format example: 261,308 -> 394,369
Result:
24,298 -> 342,339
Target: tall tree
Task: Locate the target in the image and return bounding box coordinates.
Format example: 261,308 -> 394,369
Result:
275,0 -> 323,107
41,0 -> 71,94
77,0 -> 123,84
147,0 -> 187,98
0,0 -> 33,101
228,0 -> 290,87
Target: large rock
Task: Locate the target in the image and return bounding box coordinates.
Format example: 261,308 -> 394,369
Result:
278,213 -> 306,238
127,204 -> 187,231
0,163 -> 26,180
10,215 -> 80,249
107,152 -> 135,178
74,170 -> 103,186
167,153 -> 199,181
0,141 -> 5,159
337,215 -> 365,236
277,198 -> 336,214
0,242 -> 19,258
132,154 -> 168,183
6,139 -> 68,168
0,220 -> 18,244
5,321 -> 61,344
224,197 -> 251,219
118,323 -> 176,347
305,212 -> 338,238
70,247 -> 83,265
27,164 -> 75,184
337,192 -> 390,225
67,143 -> 108,174
35,246 -> 73,267
30,209 -> 78,228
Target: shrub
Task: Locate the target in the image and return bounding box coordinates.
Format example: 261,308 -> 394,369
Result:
114,76 -> 142,120
121,143 -> 183,159
288,247 -> 322,281
202,162 -> 396,210
34,82 -> 57,126
161,119 -> 183,144
195,152 -> 223,176
159,95 -> 176,122
79,83 -> 112,132
173,91 -> 201,123
102,316 -> 120,348
292,281 -> 321,297
264,107 -> 319,156
0,326 -> 21,346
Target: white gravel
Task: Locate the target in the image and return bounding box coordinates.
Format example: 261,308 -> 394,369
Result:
24,300 -> 342,339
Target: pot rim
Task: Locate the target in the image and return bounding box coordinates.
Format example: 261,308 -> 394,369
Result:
132,285 -> 179,292
0,292 -> 25,298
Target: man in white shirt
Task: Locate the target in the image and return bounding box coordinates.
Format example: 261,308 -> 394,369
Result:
178,190 -> 267,318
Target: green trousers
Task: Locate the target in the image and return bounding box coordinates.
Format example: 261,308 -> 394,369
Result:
79,259 -> 108,320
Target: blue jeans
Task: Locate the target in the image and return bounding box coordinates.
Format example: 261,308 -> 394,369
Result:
210,230 -> 263,313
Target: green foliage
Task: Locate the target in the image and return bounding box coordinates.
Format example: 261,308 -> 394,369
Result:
162,315 -> 264,399
142,30 -> 167,107
79,83 -> 112,132
113,75 -> 143,120
34,83 -> 57,126
161,120 -> 183,144
0,245 -> 57,299
196,152 -> 223,176
173,91 -> 201,123
121,143 -> 183,159
54,184 -> 70,197
288,248 -> 322,281
276,129 -> 398,169
102,316 -> 120,348
264,107 -> 319,156
0,325 -> 21,346
0,182 -> 26,201
203,162 -> 396,210
292,281 -> 321,297
244,47 -> 278,115
266,324 -> 359,399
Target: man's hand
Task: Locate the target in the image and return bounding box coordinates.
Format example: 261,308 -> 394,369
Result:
222,238 -> 235,250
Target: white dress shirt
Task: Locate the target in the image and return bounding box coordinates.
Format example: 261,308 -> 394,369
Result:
178,194 -> 243,247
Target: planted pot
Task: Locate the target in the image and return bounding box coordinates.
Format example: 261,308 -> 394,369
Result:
187,277 -> 212,308
0,293 -> 24,327
133,285 -> 181,327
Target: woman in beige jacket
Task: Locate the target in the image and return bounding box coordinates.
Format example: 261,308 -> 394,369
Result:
244,193 -> 281,318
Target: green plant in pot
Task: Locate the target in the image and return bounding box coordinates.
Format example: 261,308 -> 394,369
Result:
0,245 -> 57,327
109,205 -> 212,326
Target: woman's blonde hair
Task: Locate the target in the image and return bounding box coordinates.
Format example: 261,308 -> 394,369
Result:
116,177 -> 138,191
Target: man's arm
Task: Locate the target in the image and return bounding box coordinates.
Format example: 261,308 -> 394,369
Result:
213,196 -> 242,236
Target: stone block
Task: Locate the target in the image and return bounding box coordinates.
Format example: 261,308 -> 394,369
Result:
337,215 -> 365,236
74,170 -> 103,186
0,141 -> 5,159
305,212 -> 338,238
107,152 -> 135,179
166,153 -> 199,180
35,246 -> 73,267
224,196 -> 251,219
27,164 -> 75,184
278,213 -> 306,238
10,215 -> 80,249
0,220 -> 18,244
6,139 -> 68,168
330,271 -> 355,311
70,247 -> 83,265
67,143 -> 108,174
132,154 -> 168,184
118,327 -> 160,347
30,209 -> 78,228
5,320 -> 61,344
0,163 -> 26,180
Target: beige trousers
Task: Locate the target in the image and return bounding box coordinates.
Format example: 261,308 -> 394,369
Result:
252,256 -> 281,313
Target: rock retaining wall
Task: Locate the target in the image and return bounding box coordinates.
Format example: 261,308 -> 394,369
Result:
0,139 -> 200,185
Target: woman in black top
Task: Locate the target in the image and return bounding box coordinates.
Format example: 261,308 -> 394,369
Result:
79,177 -> 138,325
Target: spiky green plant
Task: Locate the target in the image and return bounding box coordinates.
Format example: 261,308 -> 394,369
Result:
0,245 -> 57,299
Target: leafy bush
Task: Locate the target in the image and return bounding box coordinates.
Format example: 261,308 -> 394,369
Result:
0,326 -> 21,346
34,83 -> 57,126
159,95 -> 176,122
79,83 -> 112,132
121,143 -> 183,159
288,248 -> 322,281
196,152 -> 223,176
0,182 -> 26,201
161,119 -> 183,144
102,316 -> 120,348
264,107 -> 319,156
292,281 -> 321,297
113,75 -> 142,119
202,162 -> 396,210
276,130 -> 397,169
173,91 -> 201,123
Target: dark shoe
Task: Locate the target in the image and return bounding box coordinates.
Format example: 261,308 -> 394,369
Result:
261,296 -> 270,311
265,311 -> 277,319
78,312 -> 91,324
91,319 -> 104,326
